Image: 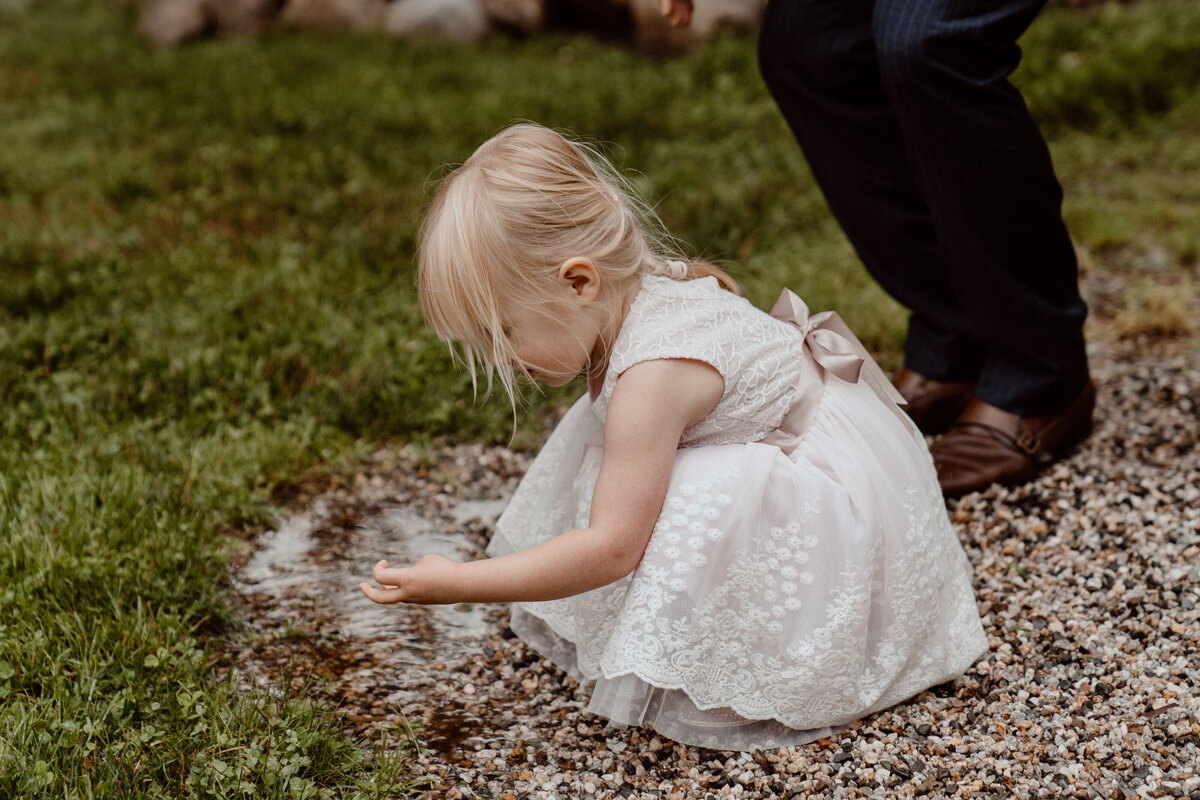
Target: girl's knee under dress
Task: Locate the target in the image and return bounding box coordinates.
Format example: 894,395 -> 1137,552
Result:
488,275 -> 986,751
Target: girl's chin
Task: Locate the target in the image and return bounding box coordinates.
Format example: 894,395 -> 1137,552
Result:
533,372 -> 577,388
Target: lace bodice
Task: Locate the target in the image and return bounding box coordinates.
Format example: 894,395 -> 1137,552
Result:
592,275 -> 809,447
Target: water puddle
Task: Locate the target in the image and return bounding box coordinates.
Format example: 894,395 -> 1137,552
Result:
228,446 -> 533,755
421,703 -> 489,756
235,493 -> 509,666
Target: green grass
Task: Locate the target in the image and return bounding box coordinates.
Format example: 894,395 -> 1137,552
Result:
1,0 -> 1197,795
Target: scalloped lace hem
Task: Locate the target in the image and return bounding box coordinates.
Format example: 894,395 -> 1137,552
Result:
509,607 -> 837,751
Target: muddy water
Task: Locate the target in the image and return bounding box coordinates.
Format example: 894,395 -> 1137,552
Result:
235,494 -> 510,666
229,446 -> 535,759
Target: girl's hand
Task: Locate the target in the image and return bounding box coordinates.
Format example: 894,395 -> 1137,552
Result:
660,0 -> 693,27
359,555 -> 461,605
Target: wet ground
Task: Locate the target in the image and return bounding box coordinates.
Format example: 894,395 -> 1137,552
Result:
228,446 -> 532,758
236,496 -> 506,661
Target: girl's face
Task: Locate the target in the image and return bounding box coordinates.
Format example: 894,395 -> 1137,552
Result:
502,301 -> 604,387
499,258 -> 616,387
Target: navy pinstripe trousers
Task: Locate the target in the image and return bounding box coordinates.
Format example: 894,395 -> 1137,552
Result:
759,0 -> 1090,416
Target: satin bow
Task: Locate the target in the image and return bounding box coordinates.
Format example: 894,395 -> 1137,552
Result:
762,289 -> 916,454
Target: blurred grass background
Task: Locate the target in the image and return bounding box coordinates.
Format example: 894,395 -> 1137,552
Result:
0,0 -> 1197,795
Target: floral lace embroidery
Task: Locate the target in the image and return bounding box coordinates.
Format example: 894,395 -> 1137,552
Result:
501,445 -> 984,730
593,276 -> 810,447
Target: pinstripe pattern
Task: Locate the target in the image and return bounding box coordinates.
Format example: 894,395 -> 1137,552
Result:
759,0 -> 1089,416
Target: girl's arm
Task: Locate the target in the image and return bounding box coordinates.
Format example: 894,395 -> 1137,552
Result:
360,357 -> 724,605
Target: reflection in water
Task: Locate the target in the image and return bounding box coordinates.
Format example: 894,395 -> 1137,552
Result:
236,496 -> 507,664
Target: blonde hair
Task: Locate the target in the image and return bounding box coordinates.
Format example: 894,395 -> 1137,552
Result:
418,122 -> 738,405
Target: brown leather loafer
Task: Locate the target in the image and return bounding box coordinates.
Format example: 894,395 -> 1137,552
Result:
893,368 -> 977,435
932,379 -> 1096,498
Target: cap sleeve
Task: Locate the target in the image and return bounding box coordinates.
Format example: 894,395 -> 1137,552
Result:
592,276 -> 730,423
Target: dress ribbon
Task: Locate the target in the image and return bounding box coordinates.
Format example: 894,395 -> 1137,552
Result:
761,289 -> 916,454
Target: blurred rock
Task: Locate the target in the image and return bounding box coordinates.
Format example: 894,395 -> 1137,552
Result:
138,0 -> 213,45
211,0 -> 282,35
384,0 -> 489,42
280,0 -> 385,31
627,0 -> 765,53
483,0 -> 545,34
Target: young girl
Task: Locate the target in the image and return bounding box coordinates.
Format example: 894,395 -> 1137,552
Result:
361,123 -> 987,751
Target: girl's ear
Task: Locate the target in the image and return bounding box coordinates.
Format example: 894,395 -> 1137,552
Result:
558,257 -> 601,302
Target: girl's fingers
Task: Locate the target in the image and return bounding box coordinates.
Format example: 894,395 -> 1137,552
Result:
373,559 -> 403,585
362,559 -> 408,603
360,581 -> 406,604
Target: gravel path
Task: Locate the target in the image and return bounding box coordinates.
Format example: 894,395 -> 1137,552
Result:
232,332 -> 1199,799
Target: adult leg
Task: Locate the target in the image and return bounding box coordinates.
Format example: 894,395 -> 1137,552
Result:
758,0 -> 987,385
870,0 -> 1089,416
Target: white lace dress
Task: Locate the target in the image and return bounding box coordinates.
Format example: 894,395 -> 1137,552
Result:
488,275 -> 986,751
